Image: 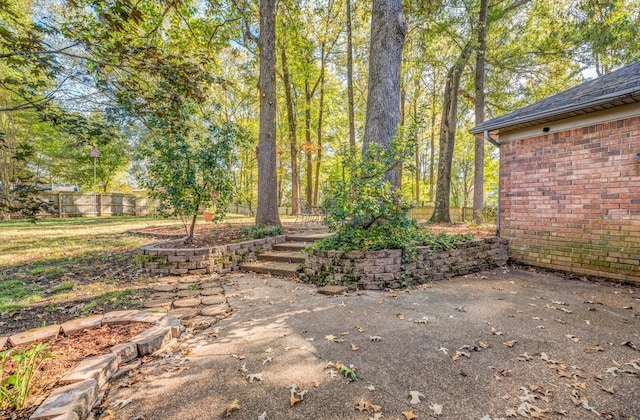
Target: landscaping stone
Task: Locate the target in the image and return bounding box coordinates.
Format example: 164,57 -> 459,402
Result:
110,342 -> 138,365
175,283 -> 196,290
102,310 -> 140,325
163,316 -> 183,338
201,295 -> 226,305
149,292 -> 175,300
128,311 -> 167,324
0,336 -> 7,351
152,284 -> 176,292
61,315 -> 103,335
176,289 -> 200,297
30,379 -> 98,420
199,287 -> 224,296
59,353 -> 118,387
143,299 -> 173,309
173,297 -> 201,308
170,307 -> 199,319
47,411 -> 79,420
201,305 -> 227,317
131,325 -> 173,356
9,324 -> 60,347
317,285 -> 348,295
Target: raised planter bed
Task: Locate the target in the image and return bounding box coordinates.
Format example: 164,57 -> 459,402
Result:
300,237 -> 509,289
137,235 -> 287,276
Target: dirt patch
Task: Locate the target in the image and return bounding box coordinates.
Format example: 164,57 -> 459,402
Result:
422,222 -> 497,238
1,322 -> 148,419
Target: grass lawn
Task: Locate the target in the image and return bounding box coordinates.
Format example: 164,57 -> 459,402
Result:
0,216 -> 179,333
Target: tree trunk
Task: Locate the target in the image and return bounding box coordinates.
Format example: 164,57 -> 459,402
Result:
430,40 -> 474,223
429,80 -> 436,202
313,45 -> 326,207
256,0 -> 281,226
473,0 -> 489,224
304,78 -> 313,206
346,0 -> 356,151
281,48 -> 300,216
363,0 -> 406,186
413,94 -> 420,204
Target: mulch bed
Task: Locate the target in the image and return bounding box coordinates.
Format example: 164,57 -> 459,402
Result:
1,322 -> 148,419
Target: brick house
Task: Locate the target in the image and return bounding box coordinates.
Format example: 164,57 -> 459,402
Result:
470,62 -> 640,283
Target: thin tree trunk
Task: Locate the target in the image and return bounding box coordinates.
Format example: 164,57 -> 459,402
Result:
363,0 -> 406,186
430,40 -> 474,223
473,0 -> 489,224
256,0 -> 281,226
346,0 -> 356,151
414,94 -> 420,204
304,78 -> 313,206
281,48 -> 300,215
313,45 -> 326,207
428,77 -> 437,202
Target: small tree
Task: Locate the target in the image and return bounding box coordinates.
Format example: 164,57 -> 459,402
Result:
139,120 -> 245,241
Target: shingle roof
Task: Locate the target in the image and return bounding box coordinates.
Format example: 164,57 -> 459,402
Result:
470,61 -> 640,135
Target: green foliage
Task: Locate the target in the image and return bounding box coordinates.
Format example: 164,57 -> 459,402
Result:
0,280 -> 43,313
0,343 -> 56,410
139,119 -> 247,239
239,224 -> 284,239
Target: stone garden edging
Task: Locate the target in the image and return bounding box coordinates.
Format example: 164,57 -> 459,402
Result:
137,235 -> 287,276
0,310 -> 182,420
300,237 -> 509,289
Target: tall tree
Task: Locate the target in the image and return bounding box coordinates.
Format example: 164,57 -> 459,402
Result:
473,0 -> 489,224
430,39 -> 474,223
280,47 -> 300,215
363,0 -> 406,186
256,0 -> 281,225
346,0 -> 356,151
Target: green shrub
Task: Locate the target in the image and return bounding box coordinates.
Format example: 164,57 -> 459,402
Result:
0,343 -> 56,410
315,140 -> 472,254
240,224 -> 284,239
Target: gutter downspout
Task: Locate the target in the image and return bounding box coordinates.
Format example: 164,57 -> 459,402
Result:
484,130 -> 500,237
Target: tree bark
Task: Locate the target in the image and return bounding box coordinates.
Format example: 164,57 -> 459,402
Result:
363,0 -> 406,186
430,40 -> 474,223
281,47 -> 300,216
346,0 -> 356,151
473,0 -> 489,224
313,44 -> 326,207
304,78 -> 313,206
256,0 -> 281,226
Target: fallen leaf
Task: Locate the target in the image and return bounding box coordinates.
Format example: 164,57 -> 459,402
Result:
518,352 -> 533,361
263,357 -> 272,365
429,402 -> 443,415
552,300 -> 566,305
408,390 -> 425,404
324,335 -> 337,341
355,326 -> 366,333
505,408 -> 517,417
402,410 -> 418,420
313,380 -> 321,388
621,341 -> 638,351
584,345 -> 604,353
109,398 -> 133,409
597,383 -> 614,394
478,341 -> 489,349
491,327 -> 503,336
367,384 -> 375,391
247,373 -> 264,383
100,410 -> 115,420
369,335 -> 382,342
289,397 -> 301,407
414,317 -> 429,324
455,306 -> 468,312
565,334 -> 580,342
226,399 -> 241,416
438,347 -> 449,355
395,313 -> 405,319
571,382 -> 586,390
452,350 -> 470,360
503,340 -> 517,348
369,414 -> 383,420
559,308 -> 572,314
257,412 -> 267,420
351,343 -> 359,351
625,362 -> 640,370
605,367 -> 619,376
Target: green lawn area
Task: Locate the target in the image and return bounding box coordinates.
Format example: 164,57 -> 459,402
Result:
0,216 -> 174,315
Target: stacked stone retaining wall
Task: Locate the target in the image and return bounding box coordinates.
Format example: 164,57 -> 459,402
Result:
300,237 -> 508,289
138,235 -> 286,276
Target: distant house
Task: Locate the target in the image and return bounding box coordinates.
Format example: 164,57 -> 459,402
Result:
471,62 -> 640,283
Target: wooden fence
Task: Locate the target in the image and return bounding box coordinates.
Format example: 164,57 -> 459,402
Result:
39,192 -> 160,217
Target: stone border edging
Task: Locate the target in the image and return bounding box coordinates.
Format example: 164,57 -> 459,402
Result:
137,235 -> 287,276
0,310 -> 182,420
300,237 -> 509,289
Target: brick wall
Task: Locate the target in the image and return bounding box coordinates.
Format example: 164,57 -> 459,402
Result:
300,237 -> 508,289
500,115 -> 640,283
138,235 -> 286,276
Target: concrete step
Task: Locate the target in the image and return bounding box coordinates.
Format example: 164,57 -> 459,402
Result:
258,251 -> 306,263
285,233 -> 331,243
272,241 -> 311,252
240,261 -> 301,277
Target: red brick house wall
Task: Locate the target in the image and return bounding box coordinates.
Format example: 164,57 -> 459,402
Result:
500,115 -> 640,283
